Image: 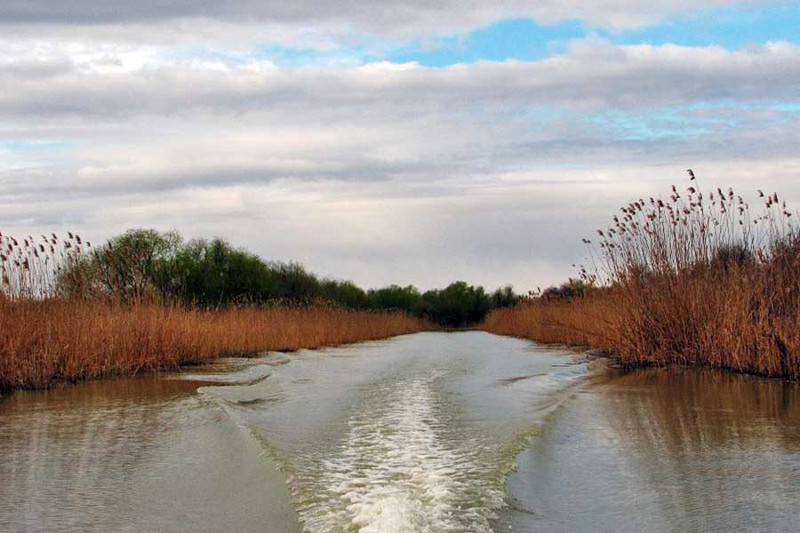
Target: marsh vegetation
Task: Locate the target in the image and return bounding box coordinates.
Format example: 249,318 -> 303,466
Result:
484,177 -> 800,379
0,229 -> 516,391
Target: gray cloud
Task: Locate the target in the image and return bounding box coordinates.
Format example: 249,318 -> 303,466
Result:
0,1 -> 773,33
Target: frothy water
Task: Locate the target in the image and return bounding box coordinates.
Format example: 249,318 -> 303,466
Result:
294,377 -> 501,532
199,332 -> 591,533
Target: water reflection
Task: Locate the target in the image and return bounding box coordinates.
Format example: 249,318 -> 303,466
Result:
0,376 -> 298,533
605,368 -> 800,450
500,367 -> 800,532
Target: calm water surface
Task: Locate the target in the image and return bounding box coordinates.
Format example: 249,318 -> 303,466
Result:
1,331 -> 798,532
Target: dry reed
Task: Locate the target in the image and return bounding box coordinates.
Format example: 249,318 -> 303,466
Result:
0,231 -> 87,300
1,230 -> 429,392
0,298 -> 427,392
484,175 -> 800,380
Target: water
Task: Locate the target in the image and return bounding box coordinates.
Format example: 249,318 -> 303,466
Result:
1,331 -> 799,532
500,367 -> 800,532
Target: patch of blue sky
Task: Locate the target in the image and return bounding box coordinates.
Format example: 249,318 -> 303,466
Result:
603,4 -> 800,48
252,45 -> 374,66
194,19 -> 585,67
590,111 -> 714,141
587,101 -> 800,141
380,3 -> 798,67
384,18 -> 585,66
167,44 -> 360,68
0,140 -> 76,172
682,101 -> 800,117
197,3 -> 798,68
0,140 -> 73,153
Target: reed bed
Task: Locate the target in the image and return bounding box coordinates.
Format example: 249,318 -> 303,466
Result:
1,230 -> 428,392
484,175 -> 800,379
0,298 -> 426,392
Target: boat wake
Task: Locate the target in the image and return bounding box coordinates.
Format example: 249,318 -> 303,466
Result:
293,377 -> 503,533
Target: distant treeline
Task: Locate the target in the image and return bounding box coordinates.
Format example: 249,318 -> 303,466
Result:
58,229 -> 521,327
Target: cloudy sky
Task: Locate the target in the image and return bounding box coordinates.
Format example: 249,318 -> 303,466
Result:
1,1 -> 798,290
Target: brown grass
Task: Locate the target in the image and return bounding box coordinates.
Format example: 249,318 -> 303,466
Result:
484,177 -> 800,380
0,298 -> 427,392
0,231 -> 428,392
482,293 -> 618,351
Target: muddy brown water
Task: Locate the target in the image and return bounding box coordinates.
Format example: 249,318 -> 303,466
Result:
1,332 -> 798,532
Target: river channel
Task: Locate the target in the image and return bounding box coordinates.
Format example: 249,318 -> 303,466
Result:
2,331 -> 798,532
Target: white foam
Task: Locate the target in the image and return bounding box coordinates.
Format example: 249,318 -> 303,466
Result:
294,378 -> 502,532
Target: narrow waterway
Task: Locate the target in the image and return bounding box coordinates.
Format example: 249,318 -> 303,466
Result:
1,332 -> 798,532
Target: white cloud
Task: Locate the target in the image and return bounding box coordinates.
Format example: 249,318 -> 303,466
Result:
2,40 -> 799,121
1,36 -> 798,289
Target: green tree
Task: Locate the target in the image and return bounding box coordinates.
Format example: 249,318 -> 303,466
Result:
419,281 -> 490,327
60,229 -> 181,301
490,285 -> 521,308
166,238 -> 278,306
367,285 -> 421,314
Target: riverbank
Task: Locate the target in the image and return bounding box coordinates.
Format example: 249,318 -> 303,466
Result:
482,274 -> 800,380
0,298 -> 427,392
483,180 -> 800,380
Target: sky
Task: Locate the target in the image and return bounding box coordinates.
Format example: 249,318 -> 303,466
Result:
1,1 -> 799,291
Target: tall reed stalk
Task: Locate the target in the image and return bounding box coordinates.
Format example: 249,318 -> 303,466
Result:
484,175 -> 800,379
0,231 -> 89,300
